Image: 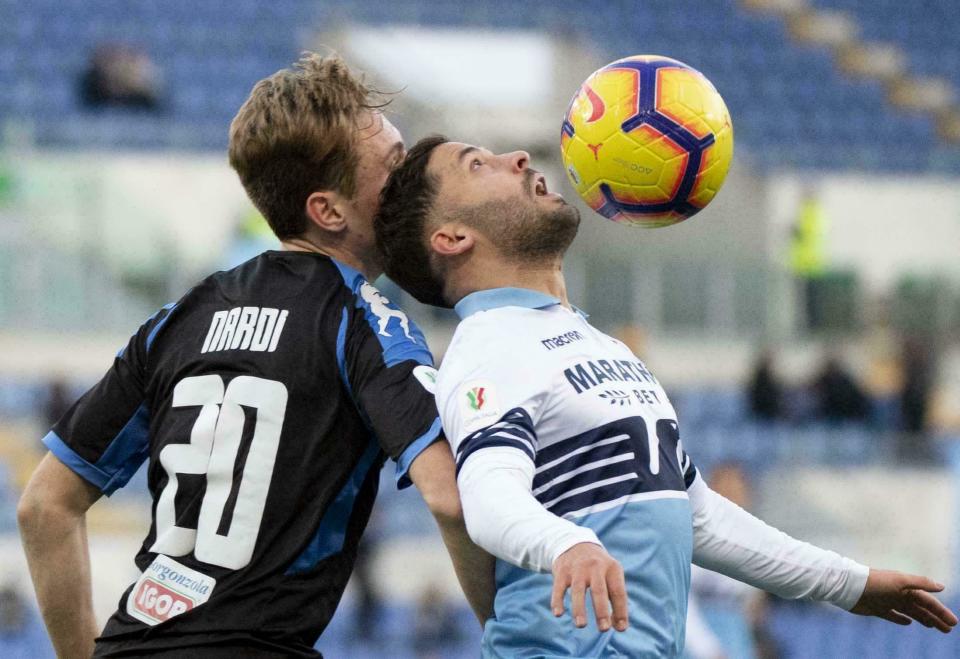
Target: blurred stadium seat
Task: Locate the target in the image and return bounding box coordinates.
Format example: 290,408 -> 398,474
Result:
0,0 -> 953,171
812,0 -> 960,87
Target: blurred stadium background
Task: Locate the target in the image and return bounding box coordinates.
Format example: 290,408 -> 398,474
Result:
1,0 -> 960,657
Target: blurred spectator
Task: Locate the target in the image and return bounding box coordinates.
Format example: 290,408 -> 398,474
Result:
788,189 -> 828,332
897,336 -> 936,462
899,336 -> 934,435
861,296 -> 904,431
747,595 -> 781,659
0,582 -> 53,656
811,355 -> 870,423
746,350 -> 784,422
79,44 -> 163,111
686,464 -> 781,659
350,529 -> 383,646
223,208 -> 279,269
413,584 -> 462,659
0,584 -> 27,637
43,379 -> 71,428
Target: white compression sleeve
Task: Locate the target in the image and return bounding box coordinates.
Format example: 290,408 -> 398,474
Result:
688,474 -> 869,610
457,447 -> 602,573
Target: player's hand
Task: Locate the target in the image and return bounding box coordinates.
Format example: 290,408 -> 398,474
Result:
850,568 -> 958,633
551,542 -> 628,632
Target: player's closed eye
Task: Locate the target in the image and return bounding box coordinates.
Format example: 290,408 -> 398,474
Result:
470,158 -> 483,170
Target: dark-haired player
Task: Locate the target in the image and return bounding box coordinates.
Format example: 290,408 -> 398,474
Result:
373,135 -> 957,657
18,56 -> 493,658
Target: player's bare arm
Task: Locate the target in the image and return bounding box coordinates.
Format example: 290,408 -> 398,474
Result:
408,439 -> 496,624
18,452 -> 102,659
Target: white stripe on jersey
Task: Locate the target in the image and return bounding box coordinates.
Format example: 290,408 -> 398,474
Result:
532,453 -> 635,496
534,434 -> 630,474
499,433 -> 537,457
543,472 -> 638,510
563,490 -> 690,520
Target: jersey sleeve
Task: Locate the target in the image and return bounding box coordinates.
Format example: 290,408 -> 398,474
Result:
42,303 -> 177,496
340,288 -> 442,489
678,441 -> 699,490
435,330 -> 548,476
437,324 -> 600,571
688,473 -> 869,609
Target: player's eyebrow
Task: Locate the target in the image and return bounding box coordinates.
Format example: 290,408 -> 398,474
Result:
457,145 -> 479,166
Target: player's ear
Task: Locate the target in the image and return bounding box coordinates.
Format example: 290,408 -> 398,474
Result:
305,190 -> 348,233
429,223 -> 475,257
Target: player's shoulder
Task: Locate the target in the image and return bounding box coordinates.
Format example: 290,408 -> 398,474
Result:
144,252 -> 350,355
204,250 -> 342,302
450,304 -> 542,342
442,311 -> 512,367
331,262 -> 433,367
437,308 -> 547,393
445,304 -> 572,364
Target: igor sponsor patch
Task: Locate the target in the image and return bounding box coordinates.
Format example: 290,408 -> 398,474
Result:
459,380 -> 501,433
127,554 -> 216,626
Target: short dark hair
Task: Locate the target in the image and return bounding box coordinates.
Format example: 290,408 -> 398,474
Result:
375,135 -> 450,307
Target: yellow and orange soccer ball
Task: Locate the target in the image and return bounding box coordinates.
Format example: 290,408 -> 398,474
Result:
561,55 -> 734,228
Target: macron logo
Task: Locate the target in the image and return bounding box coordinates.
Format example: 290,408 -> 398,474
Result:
541,330 -> 585,351
201,306 -> 289,354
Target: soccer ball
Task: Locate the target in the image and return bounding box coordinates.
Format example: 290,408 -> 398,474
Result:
560,55 -> 734,228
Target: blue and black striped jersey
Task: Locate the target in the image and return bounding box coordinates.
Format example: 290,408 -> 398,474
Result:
45,251 -> 441,657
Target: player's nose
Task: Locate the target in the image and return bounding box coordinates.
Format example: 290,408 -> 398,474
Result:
502,150 -> 530,173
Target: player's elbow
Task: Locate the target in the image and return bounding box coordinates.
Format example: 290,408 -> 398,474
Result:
18,456 -> 94,536
407,441 -> 465,526
459,493 -> 501,551
422,485 -> 465,527
16,481 -> 50,537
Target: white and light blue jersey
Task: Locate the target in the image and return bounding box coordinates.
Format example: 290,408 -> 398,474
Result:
437,288 -> 698,658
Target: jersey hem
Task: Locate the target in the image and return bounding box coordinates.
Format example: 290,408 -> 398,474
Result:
394,417 -> 443,489
43,431 -> 113,494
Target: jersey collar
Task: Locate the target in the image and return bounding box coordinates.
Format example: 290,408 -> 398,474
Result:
331,257 -> 365,289
454,287 -> 588,319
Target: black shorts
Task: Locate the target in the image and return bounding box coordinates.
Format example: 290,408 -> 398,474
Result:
93,641 -> 320,658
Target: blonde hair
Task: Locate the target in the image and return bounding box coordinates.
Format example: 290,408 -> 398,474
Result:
228,52 -> 386,239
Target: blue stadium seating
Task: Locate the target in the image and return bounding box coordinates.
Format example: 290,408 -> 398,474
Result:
314,599 -> 482,658
0,611 -> 55,659
2,0 -> 958,170
814,0 -> 960,87
767,598 -> 960,658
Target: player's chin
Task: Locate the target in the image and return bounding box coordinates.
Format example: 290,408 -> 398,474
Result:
547,199 -> 581,228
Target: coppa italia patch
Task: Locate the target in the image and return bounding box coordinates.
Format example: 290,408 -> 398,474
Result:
459,380 -> 500,433
126,554 -> 216,626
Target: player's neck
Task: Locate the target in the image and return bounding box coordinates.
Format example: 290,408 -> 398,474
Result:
449,254 -> 571,310
280,236 -> 382,281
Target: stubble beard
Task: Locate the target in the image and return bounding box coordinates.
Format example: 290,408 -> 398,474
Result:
462,197 -> 581,262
